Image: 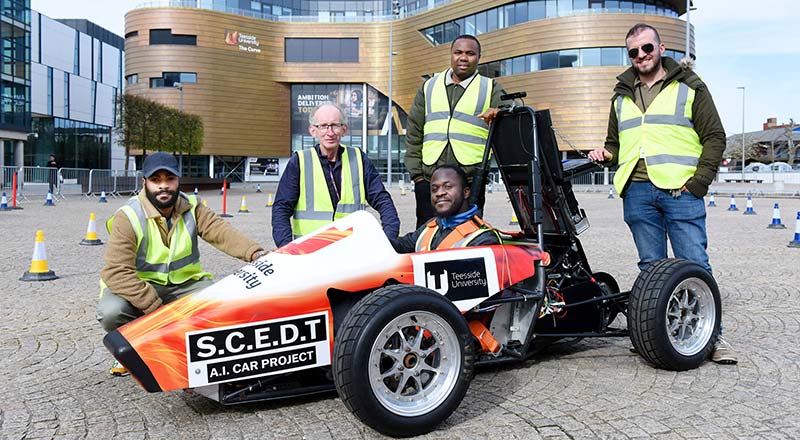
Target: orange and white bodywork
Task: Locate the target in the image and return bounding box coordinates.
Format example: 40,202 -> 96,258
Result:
104,211 -> 548,393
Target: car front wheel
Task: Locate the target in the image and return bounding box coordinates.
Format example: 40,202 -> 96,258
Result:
333,284 -> 474,437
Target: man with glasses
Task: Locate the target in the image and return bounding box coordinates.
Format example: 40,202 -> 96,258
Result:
588,23 -> 735,364
405,34 -> 510,228
272,102 -> 399,247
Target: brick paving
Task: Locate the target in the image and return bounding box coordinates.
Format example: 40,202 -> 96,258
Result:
1,186 -> 799,439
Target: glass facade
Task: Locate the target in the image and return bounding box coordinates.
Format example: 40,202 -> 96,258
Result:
285,38 -> 359,62
183,0 -> 456,21
477,46 -> 686,77
28,117 -> 111,169
422,0 -> 680,45
290,83 -> 406,174
1,0 -> 31,133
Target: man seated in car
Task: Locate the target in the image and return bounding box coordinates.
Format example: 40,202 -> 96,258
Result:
391,165 -> 500,253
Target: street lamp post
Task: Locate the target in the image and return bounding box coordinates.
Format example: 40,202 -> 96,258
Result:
685,0 -> 690,57
386,1 -> 400,187
737,86 -> 746,182
173,82 -> 184,173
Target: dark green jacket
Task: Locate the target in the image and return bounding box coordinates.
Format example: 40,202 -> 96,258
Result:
603,57 -> 726,197
404,74 -> 507,182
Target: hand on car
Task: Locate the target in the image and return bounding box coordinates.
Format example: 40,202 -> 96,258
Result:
588,148 -> 612,162
477,108 -> 500,125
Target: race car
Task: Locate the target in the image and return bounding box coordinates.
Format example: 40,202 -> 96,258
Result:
104,105 -> 721,437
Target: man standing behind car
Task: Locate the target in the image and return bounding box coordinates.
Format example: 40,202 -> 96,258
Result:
587,23 -> 735,364
272,102 -> 400,247
391,165 -> 499,253
98,152 -> 267,376
405,34 -> 509,228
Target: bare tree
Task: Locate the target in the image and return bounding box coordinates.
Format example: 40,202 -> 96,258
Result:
724,133 -> 761,168
784,119 -> 798,166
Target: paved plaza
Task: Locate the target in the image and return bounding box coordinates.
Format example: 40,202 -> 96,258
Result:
1,186 -> 799,439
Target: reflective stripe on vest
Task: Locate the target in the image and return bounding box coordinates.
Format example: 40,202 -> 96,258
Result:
414,216 -> 492,252
613,81 -> 702,194
422,71 -> 492,166
292,146 -> 366,238
106,194 -> 210,286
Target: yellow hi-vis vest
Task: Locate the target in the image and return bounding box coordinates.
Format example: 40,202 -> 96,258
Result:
292,146 -> 366,238
104,194 -> 211,287
613,81 -> 703,194
422,70 -> 492,166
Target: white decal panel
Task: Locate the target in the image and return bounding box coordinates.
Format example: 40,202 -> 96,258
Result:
185,311 -> 330,387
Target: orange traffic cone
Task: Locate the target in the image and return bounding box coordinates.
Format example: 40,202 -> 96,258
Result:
509,213 -> 518,225
80,213 -> 103,245
21,230 -> 58,281
238,196 -> 250,213
202,199 -> 208,207
265,193 -> 274,207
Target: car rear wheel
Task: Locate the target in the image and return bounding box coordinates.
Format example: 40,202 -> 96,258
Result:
333,284 -> 474,437
628,258 -> 720,371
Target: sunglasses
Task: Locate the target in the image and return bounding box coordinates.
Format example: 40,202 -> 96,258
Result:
627,43 -> 655,59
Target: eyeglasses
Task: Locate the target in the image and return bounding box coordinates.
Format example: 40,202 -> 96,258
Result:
312,123 -> 345,132
627,43 -> 655,59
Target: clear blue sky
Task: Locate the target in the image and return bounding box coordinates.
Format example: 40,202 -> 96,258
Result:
32,0 -> 799,135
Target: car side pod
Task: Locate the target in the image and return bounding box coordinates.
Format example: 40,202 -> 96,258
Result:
103,330 -> 162,392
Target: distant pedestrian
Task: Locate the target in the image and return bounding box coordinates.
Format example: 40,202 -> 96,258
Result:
46,154 -> 58,193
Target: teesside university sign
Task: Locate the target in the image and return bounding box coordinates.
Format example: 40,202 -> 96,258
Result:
224,30 -> 262,54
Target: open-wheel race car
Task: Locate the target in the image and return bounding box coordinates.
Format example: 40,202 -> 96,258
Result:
104,104 -> 722,437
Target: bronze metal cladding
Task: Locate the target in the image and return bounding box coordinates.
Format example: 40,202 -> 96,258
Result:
124,1 -> 690,156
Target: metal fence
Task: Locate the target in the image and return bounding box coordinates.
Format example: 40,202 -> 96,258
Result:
0,167 -> 142,203
87,169 -> 143,197
1,166 -> 18,196
58,168 -> 91,197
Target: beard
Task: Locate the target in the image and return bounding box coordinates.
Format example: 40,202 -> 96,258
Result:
146,188 -> 179,210
633,52 -> 661,76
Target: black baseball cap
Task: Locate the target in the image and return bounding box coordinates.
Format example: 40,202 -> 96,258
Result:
142,152 -> 181,178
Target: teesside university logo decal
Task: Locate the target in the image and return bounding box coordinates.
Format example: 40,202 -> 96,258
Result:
424,257 -> 489,301
224,30 -> 262,54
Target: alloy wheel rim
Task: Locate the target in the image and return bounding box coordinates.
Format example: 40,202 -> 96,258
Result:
368,311 -> 461,417
665,277 -> 716,356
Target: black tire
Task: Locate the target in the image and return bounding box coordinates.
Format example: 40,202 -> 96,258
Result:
333,284 -> 474,437
628,258 -> 721,371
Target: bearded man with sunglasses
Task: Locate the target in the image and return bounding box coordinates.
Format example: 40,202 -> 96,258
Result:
589,24 -> 735,364
272,102 -> 399,247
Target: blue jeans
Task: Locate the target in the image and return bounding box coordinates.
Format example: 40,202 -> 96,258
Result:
623,181 -> 711,273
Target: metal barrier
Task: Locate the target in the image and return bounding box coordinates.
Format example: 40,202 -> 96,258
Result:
1,166 -> 17,195
58,168 -> 92,198
113,170 -> 143,195
88,169 -> 116,197
87,169 -> 143,197
19,166 -> 61,201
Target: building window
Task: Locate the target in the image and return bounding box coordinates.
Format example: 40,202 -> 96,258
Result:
125,74 -> 138,85
90,82 -> 97,123
420,0 -> 680,46
125,31 -> 139,38
96,42 -> 103,82
64,72 -> 70,118
47,67 -> 53,115
149,29 -> 197,46
250,1 -> 261,10
73,30 -> 79,75
285,38 -> 359,62
149,72 -> 197,88
476,46 -> 684,78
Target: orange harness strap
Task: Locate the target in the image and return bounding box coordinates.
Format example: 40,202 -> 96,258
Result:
416,216 -> 490,252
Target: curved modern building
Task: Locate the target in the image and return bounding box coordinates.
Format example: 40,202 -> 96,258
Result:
124,0 -> 690,180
